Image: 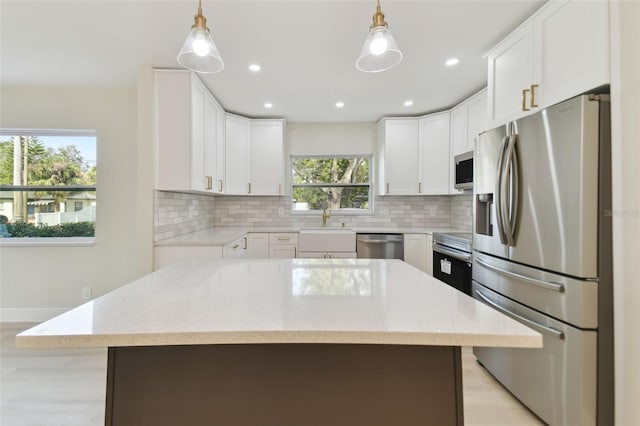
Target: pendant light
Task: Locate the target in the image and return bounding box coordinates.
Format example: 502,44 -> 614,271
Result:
177,0 -> 224,74
356,0 -> 402,73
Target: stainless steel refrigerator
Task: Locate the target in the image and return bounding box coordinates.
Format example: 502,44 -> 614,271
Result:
472,94 -> 613,425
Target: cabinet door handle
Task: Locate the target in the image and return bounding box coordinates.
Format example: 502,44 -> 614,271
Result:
521,89 -> 530,111
278,183 -> 281,194
530,84 -> 539,108
294,247 -> 297,258
242,237 -> 247,250
248,183 -> 251,194
418,182 -> 422,193
386,183 -> 390,194
232,244 -> 240,249
206,176 -> 212,190
218,179 -> 223,192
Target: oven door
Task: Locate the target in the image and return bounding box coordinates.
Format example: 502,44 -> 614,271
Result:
432,244 -> 471,295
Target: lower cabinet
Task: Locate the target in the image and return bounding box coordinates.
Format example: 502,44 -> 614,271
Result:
425,234 -> 433,275
404,234 -> 428,273
246,233 -> 270,258
297,252 -> 357,259
269,233 -> 299,259
223,237 -> 247,259
154,245 -> 223,271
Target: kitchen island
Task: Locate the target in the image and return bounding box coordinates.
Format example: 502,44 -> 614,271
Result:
17,259 -> 541,426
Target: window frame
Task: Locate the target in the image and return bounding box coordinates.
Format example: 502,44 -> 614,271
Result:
0,128 -> 97,245
290,154 -> 374,216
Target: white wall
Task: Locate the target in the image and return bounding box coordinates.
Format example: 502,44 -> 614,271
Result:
0,86 -> 152,320
610,1 -> 640,424
286,122 -> 376,156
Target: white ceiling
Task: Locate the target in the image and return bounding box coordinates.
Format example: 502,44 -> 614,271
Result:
1,0 -> 545,122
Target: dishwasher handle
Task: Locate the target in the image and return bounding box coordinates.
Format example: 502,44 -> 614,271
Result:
358,239 -> 402,244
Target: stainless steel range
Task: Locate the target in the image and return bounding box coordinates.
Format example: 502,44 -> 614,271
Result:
432,232 -> 472,296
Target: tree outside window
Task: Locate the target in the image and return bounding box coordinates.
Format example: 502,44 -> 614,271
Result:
292,156 -> 371,212
0,131 -> 97,238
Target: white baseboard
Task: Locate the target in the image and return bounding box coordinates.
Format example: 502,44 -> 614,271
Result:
0,308 -> 68,323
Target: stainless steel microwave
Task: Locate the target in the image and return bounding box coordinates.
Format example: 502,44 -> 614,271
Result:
454,151 -> 473,190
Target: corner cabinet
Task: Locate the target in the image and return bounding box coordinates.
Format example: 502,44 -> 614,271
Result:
154,70 -> 224,194
377,119 -> 420,195
224,114 -> 251,194
377,114 -> 450,196
487,0 -> 609,126
225,116 -> 285,195
249,120 -> 285,195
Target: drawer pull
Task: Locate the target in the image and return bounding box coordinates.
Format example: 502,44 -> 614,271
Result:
530,84 -> 539,108
522,88 -> 530,111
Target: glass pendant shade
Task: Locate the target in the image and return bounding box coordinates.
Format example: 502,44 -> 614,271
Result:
177,27 -> 224,74
177,1 -> 224,74
356,25 -> 402,72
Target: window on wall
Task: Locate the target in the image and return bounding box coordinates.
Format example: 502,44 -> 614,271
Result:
0,129 -> 97,238
291,156 -> 371,213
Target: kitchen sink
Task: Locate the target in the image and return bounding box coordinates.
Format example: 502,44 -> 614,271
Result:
298,228 -> 356,252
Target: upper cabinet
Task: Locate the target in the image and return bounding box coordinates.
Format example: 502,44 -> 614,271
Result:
224,116 -> 286,196
224,114 -> 251,194
419,112 -> 450,195
377,119 -> 420,195
487,0 -> 609,126
249,120 -> 285,195
154,70 -> 224,194
377,113 -> 450,196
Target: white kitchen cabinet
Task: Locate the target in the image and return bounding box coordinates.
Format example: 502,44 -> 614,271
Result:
224,114 -> 251,194
269,233 -> 298,258
249,120 -> 285,195
377,119 -> 420,195
223,236 -> 247,259
209,98 -> 226,194
246,233 -> 269,258
403,234 -> 428,273
154,70 -> 224,193
487,0 -> 609,126
425,234 -> 433,275
418,112 -> 450,195
297,251 -> 357,259
153,245 -> 223,271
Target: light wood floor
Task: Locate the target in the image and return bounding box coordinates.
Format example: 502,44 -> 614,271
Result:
1,322 -> 543,425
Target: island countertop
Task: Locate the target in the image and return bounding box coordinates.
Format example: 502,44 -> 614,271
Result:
16,259 -> 541,349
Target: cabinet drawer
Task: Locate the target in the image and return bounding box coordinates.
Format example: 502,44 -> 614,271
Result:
270,233 -> 299,245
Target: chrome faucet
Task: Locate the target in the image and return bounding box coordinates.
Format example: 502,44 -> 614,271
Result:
322,202 -> 331,228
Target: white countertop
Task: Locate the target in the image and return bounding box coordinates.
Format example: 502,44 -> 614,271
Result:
154,227 -> 458,246
17,259 -> 541,349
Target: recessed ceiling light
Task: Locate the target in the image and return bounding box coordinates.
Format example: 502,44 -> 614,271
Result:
264,102 -> 273,108
336,101 -> 345,108
249,64 -> 261,72
445,58 -> 460,67
404,100 -> 414,107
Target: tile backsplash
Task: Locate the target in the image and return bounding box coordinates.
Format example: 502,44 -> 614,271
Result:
154,191 -> 216,240
154,191 -> 473,240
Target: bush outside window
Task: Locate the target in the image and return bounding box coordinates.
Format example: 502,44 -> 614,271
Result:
0,130 -> 97,238
291,156 -> 371,213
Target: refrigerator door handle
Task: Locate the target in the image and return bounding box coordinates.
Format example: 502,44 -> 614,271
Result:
495,135 -> 510,245
474,287 -> 565,339
475,257 -> 566,293
503,134 -> 520,246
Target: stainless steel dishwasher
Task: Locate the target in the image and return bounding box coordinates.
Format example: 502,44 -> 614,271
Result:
356,234 -> 404,260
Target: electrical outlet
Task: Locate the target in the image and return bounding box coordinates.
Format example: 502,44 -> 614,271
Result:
82,286 -> 92,300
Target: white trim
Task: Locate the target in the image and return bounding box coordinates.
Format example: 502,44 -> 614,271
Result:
0,128 -> 95,137
0,308 -> 67,323
0,237 -> 95,247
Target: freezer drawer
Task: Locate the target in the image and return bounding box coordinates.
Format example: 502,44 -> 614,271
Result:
473,251 -> 598,328
472,282 -> 597,426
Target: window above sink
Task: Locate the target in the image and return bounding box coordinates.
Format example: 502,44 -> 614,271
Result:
291,155 -> 372,215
